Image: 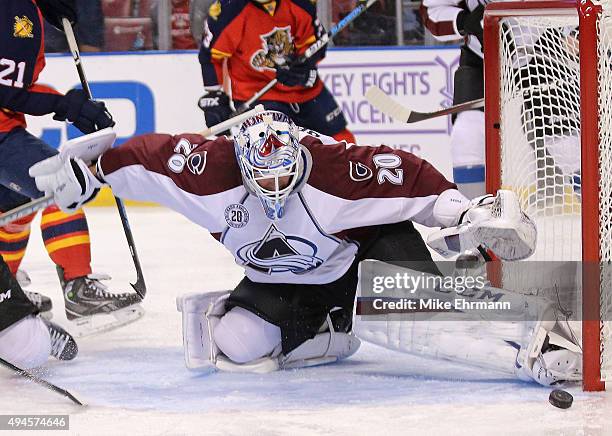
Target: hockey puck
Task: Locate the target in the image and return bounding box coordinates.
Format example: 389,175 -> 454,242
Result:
549,389 -> 573,409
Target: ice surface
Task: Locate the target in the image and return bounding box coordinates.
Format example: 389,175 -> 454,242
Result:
1,208 -> 610,435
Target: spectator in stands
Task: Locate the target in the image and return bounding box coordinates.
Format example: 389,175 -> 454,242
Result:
45,0 -> 105,52
151,0 -> 197,49
189,0 -> 215,45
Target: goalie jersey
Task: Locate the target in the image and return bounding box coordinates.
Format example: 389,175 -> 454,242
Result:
199,0 -> 325,103
97,131 -> 456,285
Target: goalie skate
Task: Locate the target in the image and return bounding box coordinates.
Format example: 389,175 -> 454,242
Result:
58,267 -> 144,338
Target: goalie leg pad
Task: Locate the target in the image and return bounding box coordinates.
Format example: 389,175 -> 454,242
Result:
176,290 -> 229,371
354,262 -> 581,384
0,315 -> 50,369
213,306 -> 281,364
212,311 -> 361,373
280,312 -> 361,369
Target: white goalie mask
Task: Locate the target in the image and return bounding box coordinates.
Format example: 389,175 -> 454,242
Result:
234,111 -> 303,220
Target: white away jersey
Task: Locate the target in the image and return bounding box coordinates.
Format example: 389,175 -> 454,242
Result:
97,130 -> 456,285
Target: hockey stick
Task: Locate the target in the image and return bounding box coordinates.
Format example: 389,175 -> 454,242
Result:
365,86 -> 484,124
0,196 -> 54,227
62,18 -> 146,299
197,104 -> 265,136
230,0 -> 379,116
0,357 -> 84,406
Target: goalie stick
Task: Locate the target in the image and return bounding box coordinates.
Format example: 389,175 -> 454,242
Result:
62,18 -> 147,299
0,105 -> 265,228
230,0 -> 379,116
365,86 -> 484,124
0,357 -> 84,406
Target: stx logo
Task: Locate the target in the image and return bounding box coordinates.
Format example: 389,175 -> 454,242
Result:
0,289 -> 12,303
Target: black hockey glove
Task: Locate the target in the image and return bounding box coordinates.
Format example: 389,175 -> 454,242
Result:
53,89 -> 115,134
275,56 -> 318,88
37,0 -> 78,31
198,89 -> 232,128
456,4 -> 485,45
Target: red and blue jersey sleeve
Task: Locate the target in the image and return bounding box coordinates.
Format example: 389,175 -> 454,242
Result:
0,0 -> 62,132
198,0 -> 249,87
290,0 -> 325,59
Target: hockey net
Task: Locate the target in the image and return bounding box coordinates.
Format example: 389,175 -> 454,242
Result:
484,0 -> 612,390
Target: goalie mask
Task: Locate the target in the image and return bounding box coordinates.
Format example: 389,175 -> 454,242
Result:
234,111 -> 303,220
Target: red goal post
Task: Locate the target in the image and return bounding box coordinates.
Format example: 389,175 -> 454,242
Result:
483,0 -> 611,391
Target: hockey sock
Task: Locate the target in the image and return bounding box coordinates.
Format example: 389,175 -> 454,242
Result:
41,206 -> 91,281
0,212 -> 35,274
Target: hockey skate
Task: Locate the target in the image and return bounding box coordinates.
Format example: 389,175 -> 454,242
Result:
17,269 -> 54,320
57,266 -> 145,338
43,319 -> 78,361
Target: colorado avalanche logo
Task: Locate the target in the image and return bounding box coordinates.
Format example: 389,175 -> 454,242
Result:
236,225 -> 323,275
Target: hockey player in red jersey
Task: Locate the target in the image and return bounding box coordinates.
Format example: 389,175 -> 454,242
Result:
29,110 -> 583,385
0,0 -> 143,336
198,0 -> 356,143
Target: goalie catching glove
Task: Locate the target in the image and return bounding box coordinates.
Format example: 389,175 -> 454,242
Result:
29,155 -> 102,213
428,189 -> 537,261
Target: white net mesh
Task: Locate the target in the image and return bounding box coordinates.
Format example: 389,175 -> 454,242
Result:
497,7 -> 612,382
597,0 -> 612,381
498,14 -> 582,294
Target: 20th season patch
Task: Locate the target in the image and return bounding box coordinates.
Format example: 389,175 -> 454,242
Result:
225,204 -> 249,228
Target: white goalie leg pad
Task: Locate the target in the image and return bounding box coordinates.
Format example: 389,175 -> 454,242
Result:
214,311 -> 361,373
428,190 -> 537,260
354,262 -> 579,383
0,315 -> 51,369
279,312 -> 361,370
213,307 -> 281,364
355,315 -> 544,377
176,291 -> 229,371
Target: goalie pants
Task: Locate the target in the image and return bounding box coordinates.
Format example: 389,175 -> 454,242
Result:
0,128 -> 92,280
227,220 -> 439,354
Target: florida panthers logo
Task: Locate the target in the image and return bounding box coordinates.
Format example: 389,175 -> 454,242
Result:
251,26 -> 295,71
236,225 -> 323,275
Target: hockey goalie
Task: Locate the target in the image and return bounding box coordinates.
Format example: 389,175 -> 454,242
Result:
28,110 -> 580,385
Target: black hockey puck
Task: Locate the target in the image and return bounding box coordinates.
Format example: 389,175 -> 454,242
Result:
549,389 -> 573,409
